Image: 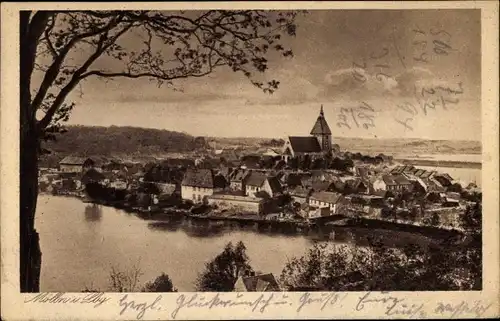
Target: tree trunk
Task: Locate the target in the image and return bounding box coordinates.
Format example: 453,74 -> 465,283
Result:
20,93 -> 42,293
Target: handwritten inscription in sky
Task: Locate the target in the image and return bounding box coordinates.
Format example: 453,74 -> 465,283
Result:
339,24 -> 466,134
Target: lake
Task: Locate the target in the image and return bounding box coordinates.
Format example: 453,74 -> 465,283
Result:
35,195 -> 440,292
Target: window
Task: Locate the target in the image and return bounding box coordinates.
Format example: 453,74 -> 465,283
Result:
192,194 -> 196,200
197,195 -> 201,202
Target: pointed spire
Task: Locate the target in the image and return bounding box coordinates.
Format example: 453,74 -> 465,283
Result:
310,104 -> 332,135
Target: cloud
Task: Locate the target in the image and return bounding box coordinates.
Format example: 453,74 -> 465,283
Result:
321,67 -> 399,100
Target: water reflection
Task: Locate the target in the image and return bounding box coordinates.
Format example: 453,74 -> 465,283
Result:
144,216 -> 434,249
84,204 -> 102,222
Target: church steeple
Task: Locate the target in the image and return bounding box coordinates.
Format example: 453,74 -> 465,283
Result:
310,105 -> 331,136
310,105 -> 332,153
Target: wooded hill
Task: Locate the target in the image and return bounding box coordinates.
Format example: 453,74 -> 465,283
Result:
41,125 -> 206,157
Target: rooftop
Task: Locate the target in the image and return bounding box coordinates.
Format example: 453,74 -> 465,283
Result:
287,136 -> 322,154
181,169 -> 214,188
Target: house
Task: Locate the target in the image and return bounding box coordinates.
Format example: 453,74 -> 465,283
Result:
372,175 -> 413,193
282,106 -> 332,161
59,156 -> 94,173
245,173 -> 282,198
154,182 -> 177,196
229,169 -> 251,191
290,186 -> 312,204
233,272 -> 280,292
308,191 -> 345,214
345,178 -> 368,194
207,194 -> 264,214
311,180 -> 333,192
181,169 -> 215,203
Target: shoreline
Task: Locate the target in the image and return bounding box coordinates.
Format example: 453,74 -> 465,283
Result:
41,192 -> 466,244
394,158 -> 482,169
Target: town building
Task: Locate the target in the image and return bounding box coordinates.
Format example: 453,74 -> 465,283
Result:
206,194 -> 264,214
290,186 -> 312,204
245,173 -> 282,198
229,169 -> 251,192
372,175 -> 413,193
181,169 -> 216,203
308,191 -> 345,214
282,105 -> 332,161
59,156 -> 95,173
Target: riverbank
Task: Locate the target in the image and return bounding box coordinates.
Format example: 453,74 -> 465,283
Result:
395,158 -> 482,169
46,191 -> 466,245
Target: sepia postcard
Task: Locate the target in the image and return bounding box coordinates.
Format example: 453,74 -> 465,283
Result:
1,1 -> 499,320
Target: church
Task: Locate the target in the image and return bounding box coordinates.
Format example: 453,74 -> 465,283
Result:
282,105 -> 333,162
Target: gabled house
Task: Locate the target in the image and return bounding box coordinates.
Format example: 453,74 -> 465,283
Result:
229,169 -> 251,192
290,186 -> 313,204
245,172 -> 267,197
308,191 -> 345,214
181,169 -> 216,203
245,173 -> 282,198
372,175 -> 413,193
59,156 -> 94,173
233,272 -> 280,292
345,178 -> 368,194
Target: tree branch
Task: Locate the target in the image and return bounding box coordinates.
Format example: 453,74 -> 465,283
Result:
30,13 -> 125,114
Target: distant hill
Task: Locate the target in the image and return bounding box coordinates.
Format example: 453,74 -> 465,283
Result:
42,125 -> 205,158
40,125 -> 481,168
208,136 -> 481,156
332,137 -> 481,156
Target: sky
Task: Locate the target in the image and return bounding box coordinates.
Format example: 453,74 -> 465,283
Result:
59,9 -> 481,141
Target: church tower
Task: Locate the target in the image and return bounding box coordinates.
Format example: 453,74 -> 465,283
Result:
310,105 -> 332,153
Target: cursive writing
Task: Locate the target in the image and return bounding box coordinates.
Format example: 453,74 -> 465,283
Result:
434,300 -> 493,318
171,293 -> 289,319
296,292 -> 347,313
337,101 -> 376,130
118,294 -> 163,320
412,26 -> 454,63
24,292 -> 110,308
394,81 -> 464,130
356,292 -> 427,318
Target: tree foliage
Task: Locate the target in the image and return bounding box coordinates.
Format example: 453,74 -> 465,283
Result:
21,10 -> 300,291
142,273 -> 177,292
195,241 -> 253,291
24,10 -> 300,141
280,239 -> 481,291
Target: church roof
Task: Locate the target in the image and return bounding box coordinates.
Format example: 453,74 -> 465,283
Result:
310,105 -> 332,135
288,136 -> 322,153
